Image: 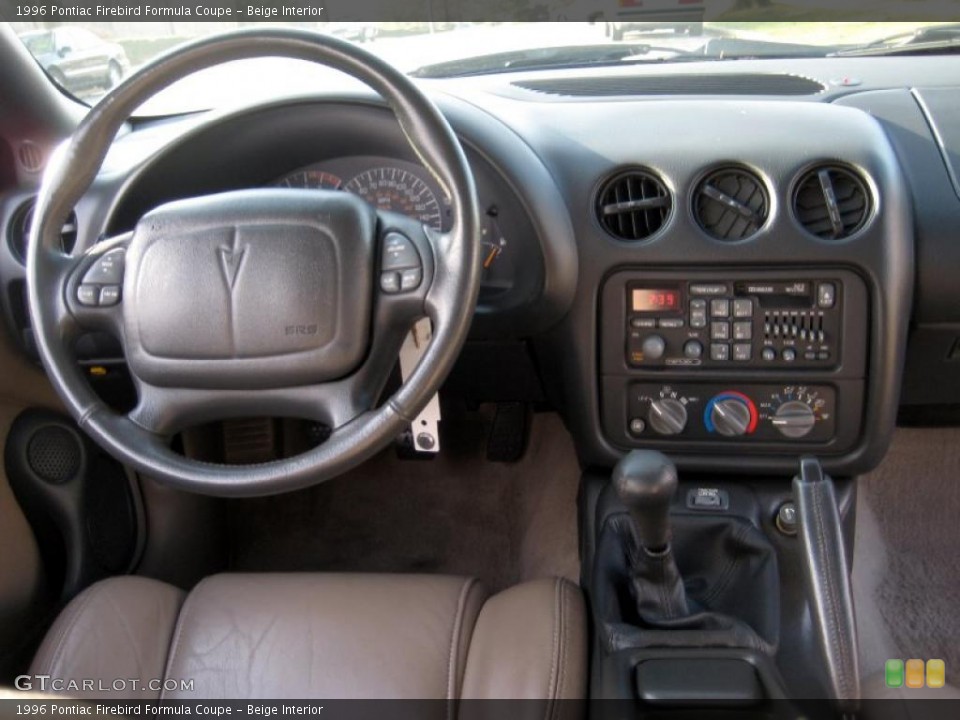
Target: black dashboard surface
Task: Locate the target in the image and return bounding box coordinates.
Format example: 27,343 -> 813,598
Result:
2,51 -> 959,476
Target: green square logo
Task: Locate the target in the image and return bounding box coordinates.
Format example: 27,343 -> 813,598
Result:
886,659 -> 905,688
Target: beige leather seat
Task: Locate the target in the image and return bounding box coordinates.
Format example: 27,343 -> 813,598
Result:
30,573 -> 586,700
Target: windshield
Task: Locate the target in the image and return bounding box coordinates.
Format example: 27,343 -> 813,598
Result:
8,19 -> 960,115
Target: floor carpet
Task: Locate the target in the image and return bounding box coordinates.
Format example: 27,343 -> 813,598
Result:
225,408 -> 581,593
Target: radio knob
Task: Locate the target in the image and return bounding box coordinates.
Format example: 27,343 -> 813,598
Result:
709,397 -> 753,437
648,399 -> 688,436
773,401 -> 817,438
642,335 -> 666,361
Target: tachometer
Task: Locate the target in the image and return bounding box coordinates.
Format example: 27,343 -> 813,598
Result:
345,167 -> 443,230
275,169 -> 343,190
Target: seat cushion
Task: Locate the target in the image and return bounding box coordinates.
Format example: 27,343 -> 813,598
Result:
30,573 -> 586,700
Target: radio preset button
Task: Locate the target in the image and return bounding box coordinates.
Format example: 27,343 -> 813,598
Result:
733,343 -> 752,362
711,322 -> 730,340
733,299 -> 754,318
710,343 -> 730,361
710,298 -> 731,318
733,321 -> 753,340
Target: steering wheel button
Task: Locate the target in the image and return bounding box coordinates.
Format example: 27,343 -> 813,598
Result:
381,233 -> 421,271
400,268 -> 422,291
83,249 -> 125,285
77,284 -> 99,306
380,272 -> 401,294
99,286 -> 122,307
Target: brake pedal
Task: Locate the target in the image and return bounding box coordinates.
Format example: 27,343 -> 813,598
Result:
486,403 -> 530,463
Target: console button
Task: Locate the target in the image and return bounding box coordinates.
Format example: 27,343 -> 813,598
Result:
690,283 -> 727,296
380,272 -> 401,293
77,285 -> 99,307
710,343 -> 729,361
733,298 -> 754,318
761,347 -> 777,361
683,340 -> 703,359
631,317 -> 657,329
733,343 -> 752,362
817,282 -> 836,309
711,321 -> 730,340
641,335 -> 666,361
99,286 -> 121,307
689,299 -> 707,328
399,268 -> 422,291
82,249 -> 125,285
710,298 -> 730,318
782,347 -> 797,362
381,233 -> 421,271
629,418 -> 646,436
658,318 -> 684,329
733,321 -> 753,341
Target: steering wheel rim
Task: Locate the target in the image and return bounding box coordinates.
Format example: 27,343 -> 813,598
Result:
26,28 -> 482,497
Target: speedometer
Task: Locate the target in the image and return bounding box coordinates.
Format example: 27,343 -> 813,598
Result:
345,167 -> 443,231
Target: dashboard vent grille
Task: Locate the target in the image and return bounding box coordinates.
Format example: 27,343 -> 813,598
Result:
513,74 -> 826,98
793,165 -> 870,240
596,170 -> 671,241
693,167 -> 769,241
7,200 -> 78,263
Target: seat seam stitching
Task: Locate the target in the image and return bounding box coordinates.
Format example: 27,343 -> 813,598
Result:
556,581 -> 569,709
447,577 -> 476,706
159,580 -> 206,701
43,583 -> 102,677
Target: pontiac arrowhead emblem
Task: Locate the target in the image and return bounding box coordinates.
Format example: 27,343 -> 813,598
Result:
218,244 -> 245,291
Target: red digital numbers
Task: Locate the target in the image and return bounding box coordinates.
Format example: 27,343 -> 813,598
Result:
633,289 -> 679,312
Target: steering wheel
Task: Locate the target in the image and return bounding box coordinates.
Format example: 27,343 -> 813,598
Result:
26,29 -> 481,497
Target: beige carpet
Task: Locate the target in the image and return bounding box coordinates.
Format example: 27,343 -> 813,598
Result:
225,409 -> 581,592
856,427 -> 960,676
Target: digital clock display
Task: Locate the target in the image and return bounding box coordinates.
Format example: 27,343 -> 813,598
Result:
632,288 -> 681,313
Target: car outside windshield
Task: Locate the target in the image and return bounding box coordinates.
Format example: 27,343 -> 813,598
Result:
7,19 -> 960,115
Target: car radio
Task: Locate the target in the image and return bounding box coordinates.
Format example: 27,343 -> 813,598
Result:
626,278 -> 843,369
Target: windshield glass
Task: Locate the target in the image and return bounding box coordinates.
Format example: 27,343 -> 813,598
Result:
8,19 -> 960,115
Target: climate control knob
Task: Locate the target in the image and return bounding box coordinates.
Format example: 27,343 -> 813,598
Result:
705,393 -> 758,437
773,400 -> 817,438
648,398 -> 688,436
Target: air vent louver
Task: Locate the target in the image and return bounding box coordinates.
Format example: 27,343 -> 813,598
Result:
693,167 -> 769,241
596,170 -> 671,241
793,166 -> 870,240
7,200 -> 78,263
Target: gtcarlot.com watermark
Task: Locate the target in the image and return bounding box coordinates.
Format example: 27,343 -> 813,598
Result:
15,675 -> 195,694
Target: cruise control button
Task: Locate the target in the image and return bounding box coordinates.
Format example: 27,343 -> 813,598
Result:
710,343 -> 729,361
381,233 -> 421,271
82,249 -> 125,285
710,298 -> 730,318
99,286 -> 121,307
733,321 -> 753,341
400,268 -> 422,291
77,285 -> 99,306
380,272 -> 401,293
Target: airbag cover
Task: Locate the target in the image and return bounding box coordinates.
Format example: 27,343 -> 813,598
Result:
122,190 -> 375,389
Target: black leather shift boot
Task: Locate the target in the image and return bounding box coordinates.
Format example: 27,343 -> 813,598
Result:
596,513 -> 780,656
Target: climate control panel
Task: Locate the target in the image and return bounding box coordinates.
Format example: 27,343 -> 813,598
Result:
626,383 -> 836,443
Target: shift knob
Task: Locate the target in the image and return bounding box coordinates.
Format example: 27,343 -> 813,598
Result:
612,450 -> 678,552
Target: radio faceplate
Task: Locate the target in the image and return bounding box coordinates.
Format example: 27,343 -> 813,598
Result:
625,279 -> 843,369
600,268 -> 869,453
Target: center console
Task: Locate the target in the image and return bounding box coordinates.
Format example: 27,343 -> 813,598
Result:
600,268 -> 868,457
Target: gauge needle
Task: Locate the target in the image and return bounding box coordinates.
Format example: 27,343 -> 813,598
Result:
483,246 -> 501,269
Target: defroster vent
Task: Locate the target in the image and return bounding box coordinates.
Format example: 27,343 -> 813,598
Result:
596,169 -> 672,241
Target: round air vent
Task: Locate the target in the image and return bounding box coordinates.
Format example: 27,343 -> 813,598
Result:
596,169 -> 672,241
693,167 -> 769,241
793,165 -> 870,240
7,199 -> 78,263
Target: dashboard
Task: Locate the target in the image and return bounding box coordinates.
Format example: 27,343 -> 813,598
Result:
3,48 -> 960,478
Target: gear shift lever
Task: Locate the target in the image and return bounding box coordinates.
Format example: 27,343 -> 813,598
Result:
613,450 -> 689,622
613,449 -> 678,552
